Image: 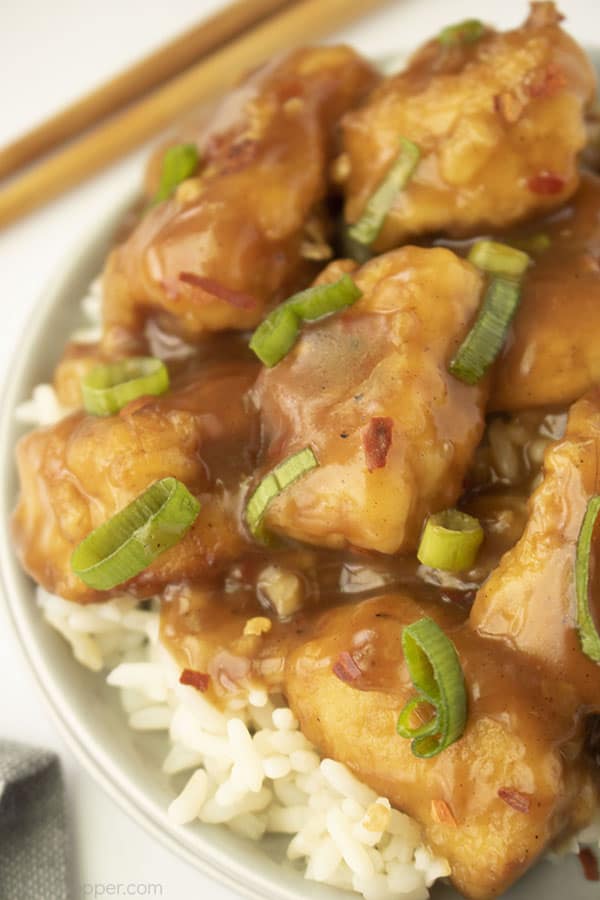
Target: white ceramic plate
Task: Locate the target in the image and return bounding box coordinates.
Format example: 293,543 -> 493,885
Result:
2,98 -> 600,900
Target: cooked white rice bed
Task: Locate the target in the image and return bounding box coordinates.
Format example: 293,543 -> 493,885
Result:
39,589 -> 448,900
19,280 -> 600,899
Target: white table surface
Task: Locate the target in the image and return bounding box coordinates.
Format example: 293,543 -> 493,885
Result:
0,1 -> 596,897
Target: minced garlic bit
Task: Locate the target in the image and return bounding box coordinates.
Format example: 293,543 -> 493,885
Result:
362,800 -> 391,833
175,177 -> 204,205
300,216 -> 333,262
283,97 -> 304,116
331,152 -> 351,184
257,565 -> 304,618
494,91 -> 525,124
243,616 -> 272,637
300,239 -> 333,261
431,798 -> 458,826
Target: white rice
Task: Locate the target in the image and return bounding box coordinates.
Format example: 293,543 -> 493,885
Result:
38,589 -> 447,900
17,281 -> 600,897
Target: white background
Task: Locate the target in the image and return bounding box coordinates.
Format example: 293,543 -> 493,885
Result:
0,1 -> 596,898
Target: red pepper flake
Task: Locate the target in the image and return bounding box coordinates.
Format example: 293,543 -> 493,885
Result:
333,650 -> 362,683
219,138 -> 260,176
497,787 -> 531,813
431,799 -> 458,827
527,172 -> 565,195
579,848 -> 599,881
441,587 -> 476,610
178,272 -> 257,309
526,63 -> 567,99
179,669 -> 210,692
363,417 -> 393,472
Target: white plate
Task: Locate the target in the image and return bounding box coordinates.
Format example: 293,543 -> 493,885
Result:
1,114 -> 599,900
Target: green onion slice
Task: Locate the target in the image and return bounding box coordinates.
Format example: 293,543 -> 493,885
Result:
438,19 -> 485,46
71,477 -> 200,590
245,447 -> 319,539
81,357 -> 170,416
347,138 -> 420,247
449,276 -> 522,385
575,495 -> 600,663
511,233 -> 551,255
468,240 -> 530,279
397,617 -> 467,758
417,509 -> 484,572
249,275 -> 362,367
153,143 -> 200,204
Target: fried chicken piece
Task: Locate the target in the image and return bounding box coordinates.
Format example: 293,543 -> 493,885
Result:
472,388 -> 600,706
102,47 -> 378,354
53,342 -> 107,409
253,247 -> 487,554
285,595 -> 599,900
12,362 -> 259,603
490,173 -> 600,411
341,3 -> 595,250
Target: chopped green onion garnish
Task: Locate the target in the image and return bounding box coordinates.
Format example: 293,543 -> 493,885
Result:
71,477 -> 200,590
245,447 -> 319,540
81,357 -> 169,416
397,617 -> 467,758
575,495 -> 600,663
511,233 -> 551,255
417,509 -> 484,572
449,276 -> 522,385
468,240 -> 530,278
438,19 -> 485,46
249,275 -> 362,367
347,138 -> 420,246
153,143 -> 200,204
341,229 -> 373,265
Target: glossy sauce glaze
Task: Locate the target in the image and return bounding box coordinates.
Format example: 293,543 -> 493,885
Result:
10,19 -> 600,899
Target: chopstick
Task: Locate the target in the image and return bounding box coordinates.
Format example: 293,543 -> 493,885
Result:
0,0 -> 294,181
0,0 -> 390,230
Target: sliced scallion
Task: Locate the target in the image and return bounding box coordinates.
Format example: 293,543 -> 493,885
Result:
468,240 -> 530,279
438,19 -> 485,46
575,495 -> 600,663
249,275 -> 362,368
397,617 -> 467,758
245,447 -> 319,539
71,477 -> 200,590
417,509 -> 483,572
449,276 -> 522,385
81,357 -> 170,416
511,233 -> 551,255
153,143 -> 200,205
347,138 -> 420,246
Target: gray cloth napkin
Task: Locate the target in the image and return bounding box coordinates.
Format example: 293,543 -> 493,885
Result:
0,740 -> 71,900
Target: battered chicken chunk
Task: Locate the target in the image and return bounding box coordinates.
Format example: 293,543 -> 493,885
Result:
12,362 -> 259,603
285,595 -> 599,900
472,388 -> 600,706
253,247 -> 486,554
490,173 -> 600,411
341,3 -> 595,250
102,47 -> 378,354
53,343 -> 107,409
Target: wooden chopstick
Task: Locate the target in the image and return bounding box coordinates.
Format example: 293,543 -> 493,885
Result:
0,0 -> 293,181
0,0 -> 390,230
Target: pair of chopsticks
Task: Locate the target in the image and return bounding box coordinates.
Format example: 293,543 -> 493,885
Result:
0,0 -> 390,229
